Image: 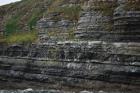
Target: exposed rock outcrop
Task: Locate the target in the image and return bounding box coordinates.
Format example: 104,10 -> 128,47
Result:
75,0 -> 115,40
0,0 -> 140,91
37,17 -> 74,43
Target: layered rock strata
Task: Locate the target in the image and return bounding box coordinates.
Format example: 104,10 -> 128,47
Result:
37,15 -> 74,43
0,0 -> 140,91
75,0 -> 114,40
0,41 -> 140,90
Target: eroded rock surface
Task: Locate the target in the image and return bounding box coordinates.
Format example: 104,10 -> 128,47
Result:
0,0 -> 140,91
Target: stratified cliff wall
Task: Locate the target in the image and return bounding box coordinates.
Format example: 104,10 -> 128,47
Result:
0,0 -> 140,91
0,42 -> 140,90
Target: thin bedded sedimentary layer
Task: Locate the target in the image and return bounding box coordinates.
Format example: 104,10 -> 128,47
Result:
0,0 -> 140,91
0,56 -> 140,88
0,41 -> 140,89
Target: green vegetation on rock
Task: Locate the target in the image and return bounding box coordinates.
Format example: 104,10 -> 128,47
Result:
5,15 -> 20,36
5,31 -> 37,44
0,0 -> 83,44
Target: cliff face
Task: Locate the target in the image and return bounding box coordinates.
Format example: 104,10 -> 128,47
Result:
75,0 -> 116,40
0,0 -> 140,91
0,0 -> 83,36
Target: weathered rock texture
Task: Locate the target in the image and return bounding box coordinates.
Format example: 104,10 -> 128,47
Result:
37,17 -> 74,43
0,41 -> 140,90
113,8 -> 140,42
75,0 -> 115,40
0,0 -> 140,91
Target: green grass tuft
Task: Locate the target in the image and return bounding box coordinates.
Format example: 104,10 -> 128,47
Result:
5,31 -> 37,44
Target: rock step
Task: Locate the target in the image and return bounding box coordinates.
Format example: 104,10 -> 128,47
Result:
0,69 -> 139,85
0,56 -> 140,67
75,31 -> 140,42
0,62 -> 140,74
0,58 -> 140,85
